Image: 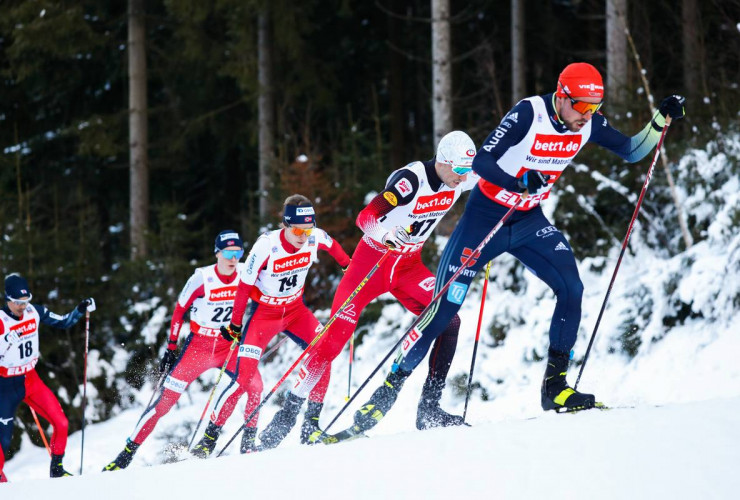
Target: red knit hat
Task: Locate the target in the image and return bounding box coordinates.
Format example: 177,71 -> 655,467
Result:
556,63 -> 604,99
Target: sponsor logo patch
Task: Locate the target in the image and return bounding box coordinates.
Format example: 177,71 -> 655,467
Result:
238,345 -> 262,360
401,328 -> 422,355
536,226 -> 559,238
383,191 -> 398,206
447,282 -> 468,305
460,247 -> 478,267
296,207 -> 315,216
273,253 -> 311,272
209,287 -> 237,301
413,191 -> 455,214
394,179 -> 413,197
163,375 -> 188,393
530,134 -> 582,158
554,242 -> 569,252
418,277 -> 435,291
11,319 -> 37,336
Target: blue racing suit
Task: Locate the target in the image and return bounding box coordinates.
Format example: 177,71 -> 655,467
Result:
397,93 -> 666,371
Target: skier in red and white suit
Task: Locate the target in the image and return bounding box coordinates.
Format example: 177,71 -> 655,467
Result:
191,194 -> 350,455
258,131 -> 480,447
103,230 -> 251,470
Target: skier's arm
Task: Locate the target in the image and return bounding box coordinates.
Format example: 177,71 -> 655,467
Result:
588,113 -> 663,163
168,272 -> 205,347
356,169 -> 420,242
317,231 -> 351,268
589,96 -> 685,163
35,304 -> 83,330
472,101 -> 534,191
230,237 -> 269,328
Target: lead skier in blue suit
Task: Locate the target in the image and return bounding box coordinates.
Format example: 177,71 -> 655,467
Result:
330,62 -> 686,438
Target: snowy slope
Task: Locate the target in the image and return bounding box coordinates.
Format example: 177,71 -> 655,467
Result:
3,133 -> 739,498
3,398 -> 740,500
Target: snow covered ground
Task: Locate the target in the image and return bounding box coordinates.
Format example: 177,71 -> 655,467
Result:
4,397 -> 739,499
3,133 -> 739,498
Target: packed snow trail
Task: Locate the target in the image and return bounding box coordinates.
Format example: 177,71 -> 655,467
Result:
4,398 -> 739,499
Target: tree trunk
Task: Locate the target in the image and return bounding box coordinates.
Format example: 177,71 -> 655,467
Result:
511,0 -> 526,104
388,1 -> 405,169
257,10 -> 274,222
682,0 -> 702,103
128,0 -> 148,259
606,0 -> 628,109
431,0 -> 452,144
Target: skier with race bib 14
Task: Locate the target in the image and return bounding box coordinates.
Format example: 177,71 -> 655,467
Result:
190,195 -> 350,456
258,130 -> 480,447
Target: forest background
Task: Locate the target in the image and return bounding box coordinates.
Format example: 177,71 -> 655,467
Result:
1,0 -> 738,458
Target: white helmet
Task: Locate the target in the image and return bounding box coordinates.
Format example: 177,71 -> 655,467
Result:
436,130 -> 476,170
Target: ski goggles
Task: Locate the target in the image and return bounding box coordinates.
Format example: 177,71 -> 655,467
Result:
451,165 -> 473,176
288,226 -> 314,237
8,295 -> 32,305
220,249 -> 244,260
560,85 -> 603,115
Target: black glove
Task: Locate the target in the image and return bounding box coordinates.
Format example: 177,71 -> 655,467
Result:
159,349 -> 177,375
517,171 -> 551,196
220,323 -> 242,342
77,297 -> 96,313
658,95 -> 686,120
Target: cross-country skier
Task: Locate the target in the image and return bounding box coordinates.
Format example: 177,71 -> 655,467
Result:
0,274 -> 94,480
331,62 -> 686,440
190,195 -> 350,456
103,230 -> 250,470
257,130 -> 479,448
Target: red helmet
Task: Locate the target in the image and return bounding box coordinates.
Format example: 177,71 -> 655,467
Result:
556,63 -> 604,100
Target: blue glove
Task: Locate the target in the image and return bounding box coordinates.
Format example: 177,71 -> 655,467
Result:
517,171 -> 551,196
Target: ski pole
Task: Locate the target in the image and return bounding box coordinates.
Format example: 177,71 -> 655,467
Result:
80,309 -> 90,475
346,333 -> 354,401
462,260 -> 491,422
323,194 -> 527,435
187,338 -> 239,450
216,249 -> 393,457
575,118 -> 672,390
29,407 -> 51,456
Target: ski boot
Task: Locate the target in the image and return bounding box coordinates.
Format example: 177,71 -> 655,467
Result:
50,454 -> 73,478
353,368 -> 411,433
300,401 -> 324,445
191,422 -> 223,459
240,426 -> 259,454
541,348 -> 595,412
259,393 -> 304,450
416,377 -> 466,430
102,440 -> 141,471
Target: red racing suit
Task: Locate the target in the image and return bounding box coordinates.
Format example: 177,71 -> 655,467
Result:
209,227 -> 350,428
290,160 -> 476,398
129,263 -> 246,444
